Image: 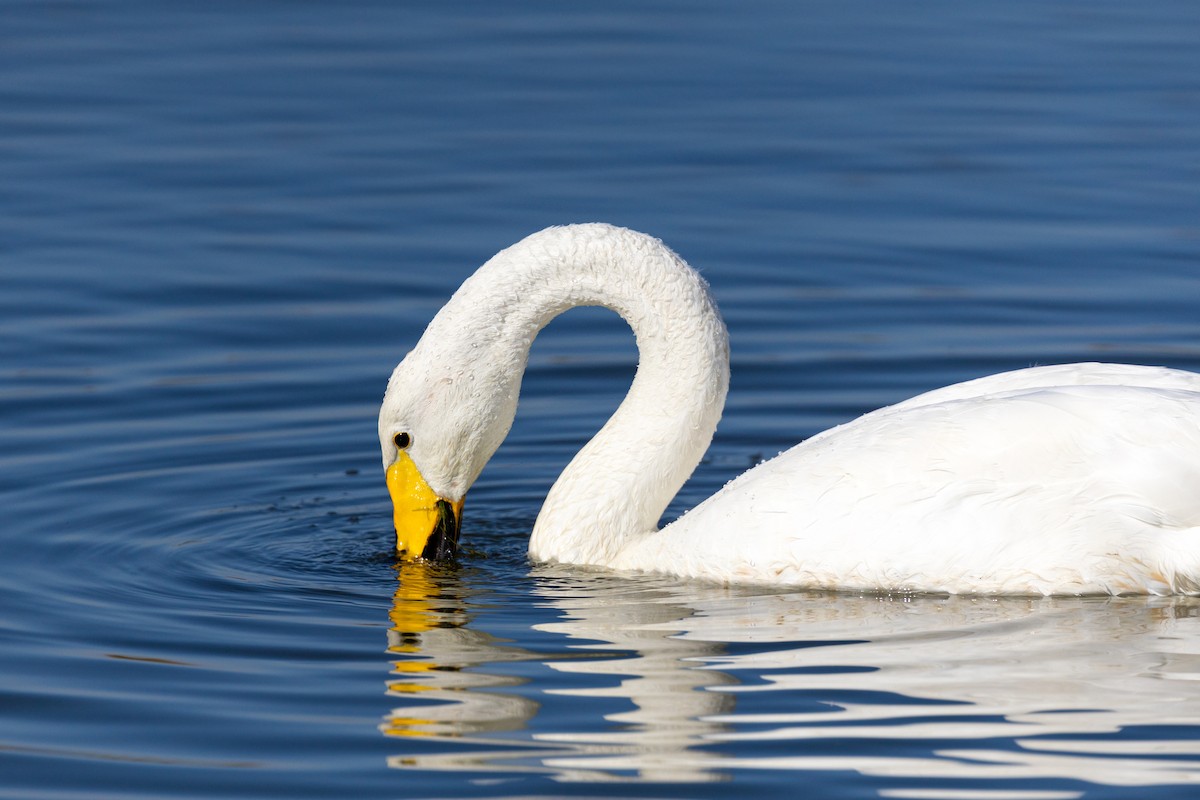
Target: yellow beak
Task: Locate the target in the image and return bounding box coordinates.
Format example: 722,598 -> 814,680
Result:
386,451 -> 464,561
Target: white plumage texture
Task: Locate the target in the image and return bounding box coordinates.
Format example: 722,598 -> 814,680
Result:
380,224 -> 1200,595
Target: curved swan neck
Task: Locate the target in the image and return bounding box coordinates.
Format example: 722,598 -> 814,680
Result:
426,224 -> 729,566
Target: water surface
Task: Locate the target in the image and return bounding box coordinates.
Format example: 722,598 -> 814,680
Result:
3,2 -> 1200,798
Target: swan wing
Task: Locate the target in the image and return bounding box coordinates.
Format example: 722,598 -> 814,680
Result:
648,381 -> 1200,595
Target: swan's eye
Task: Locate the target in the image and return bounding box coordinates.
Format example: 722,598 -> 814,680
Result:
393,432 -> 411,450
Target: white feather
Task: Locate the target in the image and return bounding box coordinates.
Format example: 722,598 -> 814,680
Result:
380,224 -> 1200,595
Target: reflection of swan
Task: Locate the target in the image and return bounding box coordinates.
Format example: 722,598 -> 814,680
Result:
528,570 -> 737,783
384,568 -> 1200,791
379,223 -> 1200,594
686,592 -> 1200,791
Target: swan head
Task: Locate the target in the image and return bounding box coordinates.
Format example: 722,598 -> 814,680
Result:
378,325 -> 524,560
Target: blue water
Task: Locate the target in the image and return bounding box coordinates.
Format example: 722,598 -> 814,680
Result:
3,2 -> 1200,798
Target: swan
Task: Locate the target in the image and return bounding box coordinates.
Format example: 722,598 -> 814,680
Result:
379,223 -> 1200,595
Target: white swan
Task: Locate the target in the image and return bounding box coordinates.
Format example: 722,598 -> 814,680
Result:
379,224 -> 1200,595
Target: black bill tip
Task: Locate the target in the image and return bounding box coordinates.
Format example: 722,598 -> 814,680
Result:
419,499 -> 461,561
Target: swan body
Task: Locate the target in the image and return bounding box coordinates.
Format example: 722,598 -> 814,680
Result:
380,224 -> 1200,595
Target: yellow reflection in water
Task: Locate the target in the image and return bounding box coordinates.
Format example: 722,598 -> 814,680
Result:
382,562 -> 539,741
